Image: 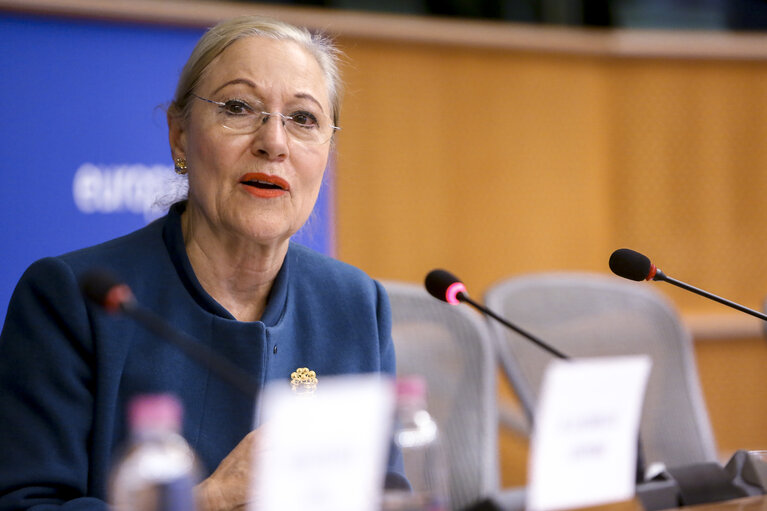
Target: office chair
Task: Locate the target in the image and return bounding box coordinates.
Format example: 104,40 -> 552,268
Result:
484,272 -> 718,471
383,280 -> 500,511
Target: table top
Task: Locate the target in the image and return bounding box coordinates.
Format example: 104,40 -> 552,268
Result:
683,496 -> 767,511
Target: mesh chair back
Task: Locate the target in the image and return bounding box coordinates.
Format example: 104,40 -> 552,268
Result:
384,280 -> 499,510
484,272 -> 718,469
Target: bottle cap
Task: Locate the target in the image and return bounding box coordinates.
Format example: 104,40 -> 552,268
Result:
395,375 -> 427,403
127,393 -> 182,432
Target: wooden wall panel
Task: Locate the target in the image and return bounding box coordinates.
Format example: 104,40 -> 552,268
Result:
335,40 -> 613,292
605,60 -> 767,312
335,40 -> 767,316
696,337 -> 767,454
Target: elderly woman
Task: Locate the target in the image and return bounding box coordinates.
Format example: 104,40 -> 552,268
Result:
0,15 -> 404,511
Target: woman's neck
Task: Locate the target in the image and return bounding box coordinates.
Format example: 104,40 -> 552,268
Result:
180,207 -> 288,322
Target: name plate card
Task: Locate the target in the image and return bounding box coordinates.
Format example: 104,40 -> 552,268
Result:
252,375 -> 394,511
527,356 -> 652,511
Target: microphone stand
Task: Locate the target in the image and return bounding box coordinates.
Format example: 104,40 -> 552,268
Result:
457,292 -> 570,360
120,300 -> 260,397
653,271 -> 767,322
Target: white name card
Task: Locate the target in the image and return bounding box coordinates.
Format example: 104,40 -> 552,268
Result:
251,375 -> 394,511
527,355 -> 652,511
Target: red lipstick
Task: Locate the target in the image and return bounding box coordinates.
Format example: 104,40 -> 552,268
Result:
239,172 -> 290,199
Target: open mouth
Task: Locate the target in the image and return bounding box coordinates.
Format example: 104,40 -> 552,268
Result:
242,179 -> 285,190
239,173 -> 290,192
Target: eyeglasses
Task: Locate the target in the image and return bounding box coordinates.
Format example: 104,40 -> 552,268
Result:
191,93 -> 340,145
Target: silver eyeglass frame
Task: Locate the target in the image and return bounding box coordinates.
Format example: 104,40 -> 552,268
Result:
190,93 -> 340,144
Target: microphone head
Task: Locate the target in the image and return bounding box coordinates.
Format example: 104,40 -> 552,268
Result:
424,269 -> 468,305
79,268 -> 134,313
609,248 -> 653,281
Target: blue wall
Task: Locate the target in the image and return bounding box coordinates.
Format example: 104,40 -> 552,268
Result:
0,14 -> 335,317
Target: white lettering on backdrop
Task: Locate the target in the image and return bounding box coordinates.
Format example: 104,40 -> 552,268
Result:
72,163 -> 182,222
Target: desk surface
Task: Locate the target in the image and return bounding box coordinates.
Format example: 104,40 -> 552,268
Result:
593,495 -> 767,511
686,496 -> 767,511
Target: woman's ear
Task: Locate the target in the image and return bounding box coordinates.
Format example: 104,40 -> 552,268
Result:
168,110 -> 187,161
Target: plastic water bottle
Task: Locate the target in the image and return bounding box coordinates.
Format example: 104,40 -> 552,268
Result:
383,376 -> 450,511
108,394 -> 201,511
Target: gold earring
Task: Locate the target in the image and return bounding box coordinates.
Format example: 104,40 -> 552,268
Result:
174,157 -> 188,175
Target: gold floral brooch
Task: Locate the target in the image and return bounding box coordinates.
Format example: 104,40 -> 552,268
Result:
290,367 -> 318,394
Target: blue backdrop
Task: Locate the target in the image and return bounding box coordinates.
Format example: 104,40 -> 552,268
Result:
0,13 -> 335,318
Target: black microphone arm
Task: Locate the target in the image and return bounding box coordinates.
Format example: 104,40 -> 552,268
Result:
461,293 -> 570,361
424,269 -> 569,360
657,273 -> 767,322
609,248 -> 767,322
80,268 -> 259,397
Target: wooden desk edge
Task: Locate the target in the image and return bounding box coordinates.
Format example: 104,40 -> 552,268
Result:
683,313 -> 764,342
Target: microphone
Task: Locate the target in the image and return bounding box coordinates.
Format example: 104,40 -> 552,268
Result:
79,268 -> 259,397
425,269 -> 568,360
609,248 -> 767,322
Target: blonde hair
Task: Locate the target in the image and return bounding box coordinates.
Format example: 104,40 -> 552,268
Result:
168,15 -> 342,126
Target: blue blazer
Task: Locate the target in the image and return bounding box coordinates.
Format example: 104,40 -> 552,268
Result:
0,202 -> 404,510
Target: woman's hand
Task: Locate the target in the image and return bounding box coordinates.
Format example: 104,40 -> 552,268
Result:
195,428 -> 263,511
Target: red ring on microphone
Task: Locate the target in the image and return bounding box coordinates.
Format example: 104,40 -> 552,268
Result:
647,264 -> 658,281
104,284 -> 134,313
445,282 -> 467,305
